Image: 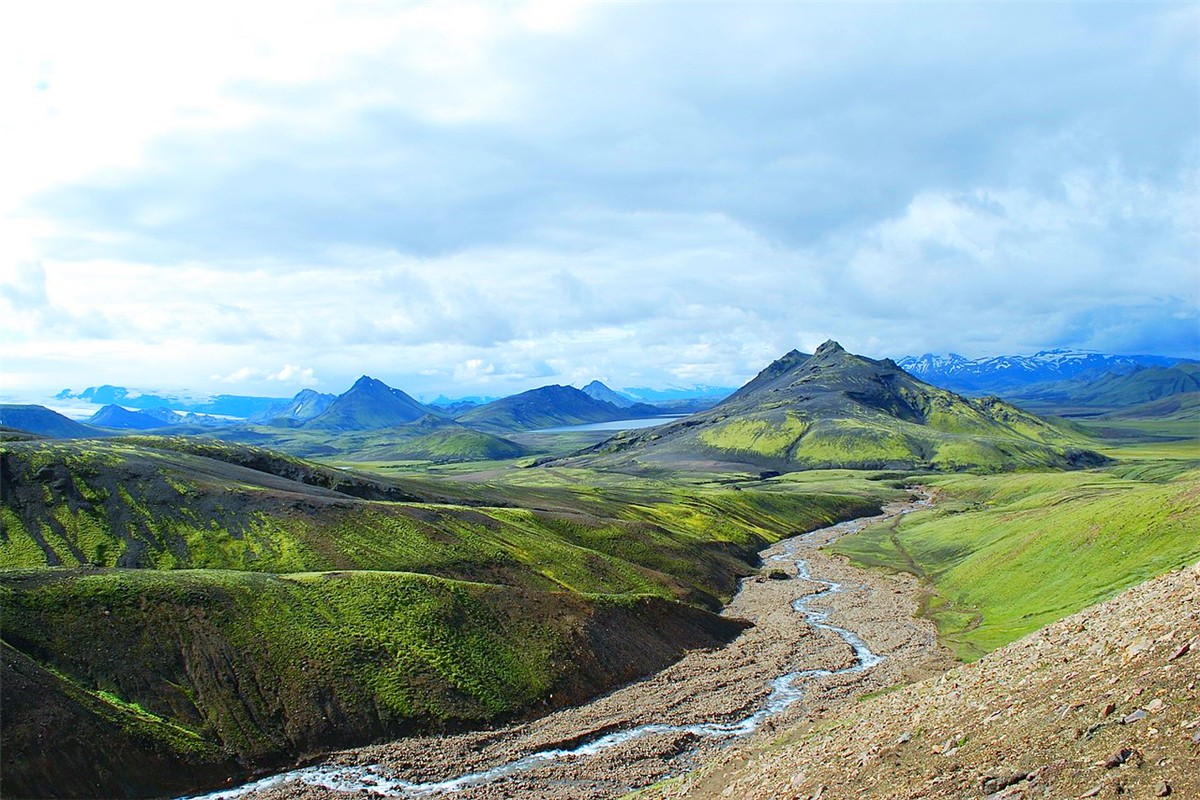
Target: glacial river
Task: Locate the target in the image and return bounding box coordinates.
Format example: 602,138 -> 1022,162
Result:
191,499 -> 927,800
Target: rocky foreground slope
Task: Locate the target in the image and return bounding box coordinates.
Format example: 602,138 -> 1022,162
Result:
656,562 -> 1200,800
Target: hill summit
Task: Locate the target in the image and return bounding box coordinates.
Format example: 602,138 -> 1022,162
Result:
581,380 -> 635,409
303,376 -> 431,430
456,385 -> 660,432
571,341 -> 1106,472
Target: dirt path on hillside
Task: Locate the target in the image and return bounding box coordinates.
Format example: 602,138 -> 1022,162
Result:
216,496 -> 957,800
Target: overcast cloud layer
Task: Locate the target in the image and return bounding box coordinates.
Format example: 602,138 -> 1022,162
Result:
2,1 -> 1197,399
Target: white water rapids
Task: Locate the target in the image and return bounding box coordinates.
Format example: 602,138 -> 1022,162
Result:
190,499 -> 926,800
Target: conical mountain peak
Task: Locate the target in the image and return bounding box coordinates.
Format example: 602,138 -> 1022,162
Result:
304,375 -> 431,430
813,340 -> 846,356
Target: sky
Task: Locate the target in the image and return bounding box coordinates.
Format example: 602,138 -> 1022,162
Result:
2,1 -> 1197,401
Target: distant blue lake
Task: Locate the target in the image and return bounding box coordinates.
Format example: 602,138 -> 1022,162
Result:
532,416 -> 684,433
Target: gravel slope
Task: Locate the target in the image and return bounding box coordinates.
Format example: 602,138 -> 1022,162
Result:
657,562 -> 1200,800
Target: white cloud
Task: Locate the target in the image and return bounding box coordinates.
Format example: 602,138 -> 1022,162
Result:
212,367 -> 263,384
1,2 -> 1195,397
268,365 -> 317,385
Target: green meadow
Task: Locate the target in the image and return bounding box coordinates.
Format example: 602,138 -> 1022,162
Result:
834,459 -> 1200,660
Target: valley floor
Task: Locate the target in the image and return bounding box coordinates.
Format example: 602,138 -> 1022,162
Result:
213,499 -> 958,800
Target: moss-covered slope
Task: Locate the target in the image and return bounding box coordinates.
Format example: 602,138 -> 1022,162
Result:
833,467 -> 1200,660
1,569 -> 744,799
0,437 -> 885,798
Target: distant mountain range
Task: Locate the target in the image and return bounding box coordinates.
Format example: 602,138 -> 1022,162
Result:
56,385 -> 287,417
897,349 -> 1191,393
568,341 -> 1106,473
252,389 -> 337,424
33,347 -> 1196,447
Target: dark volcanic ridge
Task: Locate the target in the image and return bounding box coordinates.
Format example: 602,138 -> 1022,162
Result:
557,341 -> 1108,473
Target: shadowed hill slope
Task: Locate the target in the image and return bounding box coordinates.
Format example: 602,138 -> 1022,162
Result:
89,404 -> 174,430
0,405 -> 107,439
567,341 -> 1107,473
582,380 -> 636,408
303,376 -> 433,431
1005,362 -> 1200,414
456,385 -> 661,432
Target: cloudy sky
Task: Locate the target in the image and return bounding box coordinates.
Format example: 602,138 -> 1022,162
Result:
2,1 -> 1197,400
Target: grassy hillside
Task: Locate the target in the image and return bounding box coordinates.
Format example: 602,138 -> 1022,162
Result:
0,436 -> 889,797
2,438 -> 864,600
2,568 -> 743,799
833,467 -> 1200,660
158,416 -> 534,465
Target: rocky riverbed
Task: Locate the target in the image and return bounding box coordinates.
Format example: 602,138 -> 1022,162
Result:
653,563 -> 1200,800
207,495 -> 956,800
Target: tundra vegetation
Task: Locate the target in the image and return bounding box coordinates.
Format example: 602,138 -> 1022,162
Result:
1,343 -> 1196,799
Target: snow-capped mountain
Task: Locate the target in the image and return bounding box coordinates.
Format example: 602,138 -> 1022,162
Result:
898,349 -> 1190,393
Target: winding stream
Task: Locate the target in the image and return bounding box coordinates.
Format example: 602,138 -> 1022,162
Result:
192,497 -> 927,800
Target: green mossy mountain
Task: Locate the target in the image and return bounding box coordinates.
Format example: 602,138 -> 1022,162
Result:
303,376 -> 433,431
456,384 -> 661,432
0,435 -> 884,797
0,404 -> 106,439
569,341 -> 1108,473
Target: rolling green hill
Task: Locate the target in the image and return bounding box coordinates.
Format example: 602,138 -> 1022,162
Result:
182,415 -> 532,464
569,341 -> 1106,473
0,435 -> 885,797
338,415 -> 530,462
833,467 -> 1200,660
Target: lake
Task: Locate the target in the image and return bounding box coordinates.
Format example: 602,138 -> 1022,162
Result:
532,416 -> 684,433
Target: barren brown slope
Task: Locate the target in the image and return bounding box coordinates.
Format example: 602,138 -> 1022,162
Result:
657,562 -> 1200,800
